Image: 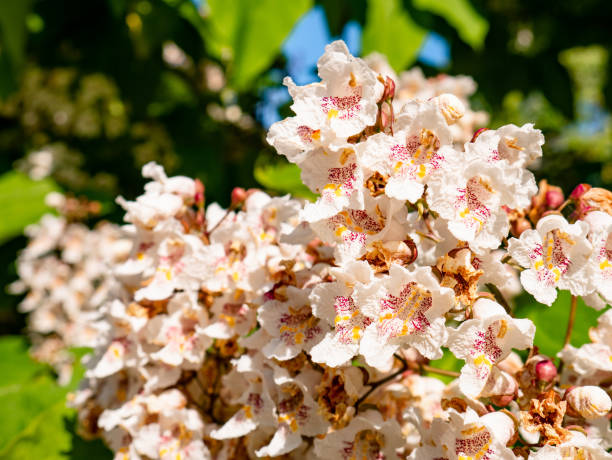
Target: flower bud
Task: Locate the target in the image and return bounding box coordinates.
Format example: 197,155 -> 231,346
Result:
231,187 -> 247,207
566,386 -> 612,419
545,188 -> 564,209
510,217 -> 532,237
434,93 -> 465,125
569,183 -> 591,200
194,179 -> 205,206
535,359 -> 557,383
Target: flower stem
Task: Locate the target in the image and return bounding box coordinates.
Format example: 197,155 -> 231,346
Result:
564,295 -> 578,346
420,364 -> 460,378
354,354 -> 408,411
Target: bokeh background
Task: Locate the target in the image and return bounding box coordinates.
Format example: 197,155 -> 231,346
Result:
0,0 -> 611,457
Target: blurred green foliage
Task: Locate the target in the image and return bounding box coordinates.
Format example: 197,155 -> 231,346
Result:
0,337 -> 110,458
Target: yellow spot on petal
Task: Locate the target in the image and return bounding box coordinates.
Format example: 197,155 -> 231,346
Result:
327,109 -> 338,119
474,354 -> 492,369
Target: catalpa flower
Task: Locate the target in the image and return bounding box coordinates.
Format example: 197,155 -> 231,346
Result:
508,214 -> 592,305
428,154 -> 536,252
203,292 -> 257,339
146,292 -> 211,368
135,233 -> 210,301
316,40 -> 384,139
308,194 -> 407,263
448,298 -> 535,398
267,41 -> 383,162
357,265 -> 454,371
582,212 -> 612,310
313,410 -> 403,460
258,286 -> 327,360
211,354 -> 276,440
358,99 -> 454,203
528,432 -> 612,460
300,146 -> 365,221
466,123 -> 544,168
256,367 -> 329,457
308,260 -> 375,367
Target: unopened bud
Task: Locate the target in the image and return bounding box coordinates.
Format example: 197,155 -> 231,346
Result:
231,187 -> 247,207
194,179 -> 205,206
510,217 -> 532,237
566,386 -> 612,419
434,93 -> 465,125
380,75 -> 396,101
545,187 -> 564,209
535,359 -> 557,383
569,183 -> 591,200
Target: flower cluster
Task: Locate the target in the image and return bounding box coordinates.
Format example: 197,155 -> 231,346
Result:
14,41 -> 612,459
10,193 -> 131,383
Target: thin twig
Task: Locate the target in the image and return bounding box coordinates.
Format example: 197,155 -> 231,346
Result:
485,283 -> 512,315
355,354 -> 408,411
564,295 -> 578,346
207,206 -> 234,237
421,364 -> 460,378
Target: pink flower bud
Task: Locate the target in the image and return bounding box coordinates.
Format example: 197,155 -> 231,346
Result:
535,359 -> 557,383
545,188 -> 564,209
231,187 -> 247,207
569,183 -> 591,200
194,179 -> 205,206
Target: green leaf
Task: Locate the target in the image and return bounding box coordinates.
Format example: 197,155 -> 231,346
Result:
254,155 -> 316,200
412,0 -> 488,50
362,0 -> 428,72
513,290 -> 603,358
0,0 -> 35,95
205,0 -> 313,90
0,171 -> 60,244
0,337 -> 110,459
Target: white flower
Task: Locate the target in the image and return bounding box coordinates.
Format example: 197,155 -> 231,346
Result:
203,293 -> 257,339
211,354 -> 276,439
316,40 -> 384,139
267,40 -> 383,162
308,260 -> 376,367
313,410 -> 403,460
508,214 -> 592,305
428,153 -> 536,252
358,265 -> 454,371
258,286 -> 327,360
135,233 -> 210,301
566,386 -> 612,419
410,408 -> 517,460
466,123 -> 544,167
255,368 -> 329,457
448,298 -> 535,398
300,146 -> 365,221
146,292 -> 211,367
529,432 -> 612,459
582,212 -> 612,310
357,99 -> 454,203
308,194 -> 407,264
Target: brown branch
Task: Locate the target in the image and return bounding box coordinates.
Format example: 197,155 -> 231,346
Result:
421,364 -> 460,378
564,295 -> 578,346
355,354 -> 408,411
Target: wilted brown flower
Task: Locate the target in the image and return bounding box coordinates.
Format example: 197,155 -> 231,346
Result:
519,390 -> 570,445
